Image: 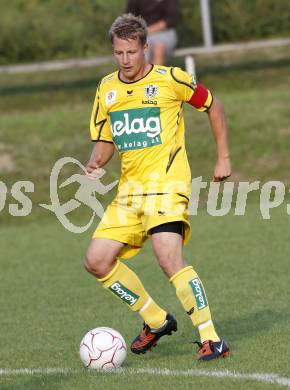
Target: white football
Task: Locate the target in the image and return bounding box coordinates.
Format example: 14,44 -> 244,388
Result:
79,327 -> 127,370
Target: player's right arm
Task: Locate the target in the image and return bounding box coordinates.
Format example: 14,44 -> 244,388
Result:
86,82 -> 115,174
86,142 -> 114,173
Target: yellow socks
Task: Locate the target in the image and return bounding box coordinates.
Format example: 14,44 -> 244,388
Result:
98,260 -> 167,329
98,261 -> 219,342
170,266 -> 220,342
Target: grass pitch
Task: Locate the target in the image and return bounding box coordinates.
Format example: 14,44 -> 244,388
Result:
0,207 -> 290,389
1,49 -> 290,389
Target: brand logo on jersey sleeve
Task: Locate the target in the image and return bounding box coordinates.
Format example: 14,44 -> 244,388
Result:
109,107 -> 162,152
191,76 -> 197,89
106,90 -> 117,106
144,84 -> 158,99
102,74 -> 114,83
155,68 -> 167,75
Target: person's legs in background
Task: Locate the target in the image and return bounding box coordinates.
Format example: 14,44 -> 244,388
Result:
146,29 -> 177,65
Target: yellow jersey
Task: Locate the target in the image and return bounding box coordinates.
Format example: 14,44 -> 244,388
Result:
90,65 -> 212,197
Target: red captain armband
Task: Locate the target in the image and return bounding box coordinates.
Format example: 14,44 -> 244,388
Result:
187,82 -> 212,111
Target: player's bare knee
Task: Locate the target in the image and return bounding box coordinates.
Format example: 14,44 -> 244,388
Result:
155,250 -> 183,275
84,251 -> 113,278
154,240 -> 178,261
84,253 -> 99,275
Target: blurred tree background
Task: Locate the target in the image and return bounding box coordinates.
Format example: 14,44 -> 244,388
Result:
0,0 -> 290,64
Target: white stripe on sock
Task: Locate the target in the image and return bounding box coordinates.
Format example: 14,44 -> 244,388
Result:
139,297 -> 153,314
198,320 -> 213,331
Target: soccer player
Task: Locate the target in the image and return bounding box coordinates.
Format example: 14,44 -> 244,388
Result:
85,14 -> 231,361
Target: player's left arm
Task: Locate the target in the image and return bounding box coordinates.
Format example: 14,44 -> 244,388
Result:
206,96 -> 231,182
170,67 -> 231,181
187,82 -> 231,181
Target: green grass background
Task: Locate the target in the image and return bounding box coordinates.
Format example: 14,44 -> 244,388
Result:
0,48 -> 290,389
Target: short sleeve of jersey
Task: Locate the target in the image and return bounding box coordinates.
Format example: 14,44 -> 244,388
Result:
170,67 -> 197,102
170,67 -> 213,112
90,83 -> 113,142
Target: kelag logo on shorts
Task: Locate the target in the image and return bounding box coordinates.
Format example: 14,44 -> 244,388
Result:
109,281 -> 139,306
189,278 -> 208,310
109,107 -> 162,151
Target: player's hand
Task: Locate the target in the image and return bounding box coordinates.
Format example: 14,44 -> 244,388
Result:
213,156 -> 231,182
85,161 -> 101,180
85,160 -> 99,173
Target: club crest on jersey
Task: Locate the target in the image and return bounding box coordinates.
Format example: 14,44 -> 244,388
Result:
105,90 -> 117,106
144,84 -> 158,99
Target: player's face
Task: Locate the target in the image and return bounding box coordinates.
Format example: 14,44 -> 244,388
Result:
113,36 -> 148,82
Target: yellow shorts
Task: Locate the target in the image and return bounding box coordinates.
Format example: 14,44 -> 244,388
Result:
93,193 -> 191,259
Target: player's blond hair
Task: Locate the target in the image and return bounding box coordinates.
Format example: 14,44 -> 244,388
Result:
109,13 -> 147,45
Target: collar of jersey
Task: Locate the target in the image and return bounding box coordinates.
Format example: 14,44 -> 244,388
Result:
118,64 -> 154,84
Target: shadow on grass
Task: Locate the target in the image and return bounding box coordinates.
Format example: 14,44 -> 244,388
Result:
218,308 -> 290,342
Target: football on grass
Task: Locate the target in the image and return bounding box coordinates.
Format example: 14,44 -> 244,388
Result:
80,327 -> 127,370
